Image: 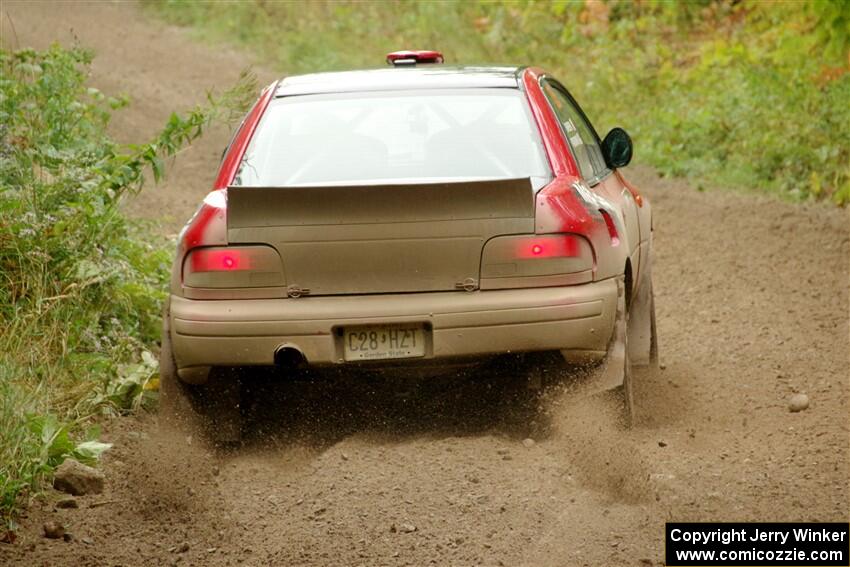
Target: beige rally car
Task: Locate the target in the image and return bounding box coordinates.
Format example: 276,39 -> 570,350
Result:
159,51 -> 657,440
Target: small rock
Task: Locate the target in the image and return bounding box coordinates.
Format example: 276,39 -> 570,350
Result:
176,541 -> 190,554
658,440 -> 668,447
53,459 -> 104,496
62,533 -> 73,542
55,497 -> 78,509
389,524 -> 397,533
659,363 -> 667,371
340,452 -> 349,461
522,438 -> 536,448
788,393 -> 809,413
43,521 -> 65,539
399,523 -> 416,533
81,537 -> 93,545
211,466 -> 220,477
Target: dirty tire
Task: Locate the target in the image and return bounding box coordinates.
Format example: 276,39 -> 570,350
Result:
523,352 -> 567,392
622,307 -> 635,427
612,276 -> 635,427
159,305 -> 193,426
195,368 -> 243,446
160,304 -> 242,444
648,287 -> 659,368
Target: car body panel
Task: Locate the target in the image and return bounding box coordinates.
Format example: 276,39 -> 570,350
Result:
167,62 -> 652,375
169,277 -> 617,368
226,178 -> 535,295
522,66 -> 647,295
275,66 -> 520,97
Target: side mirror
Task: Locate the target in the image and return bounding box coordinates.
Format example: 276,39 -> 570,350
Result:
601,127 -> 633,169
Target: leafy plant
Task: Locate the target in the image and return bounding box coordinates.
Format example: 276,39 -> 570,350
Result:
0,45 -> 256,527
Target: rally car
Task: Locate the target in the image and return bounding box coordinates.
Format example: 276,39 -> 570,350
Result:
159,50 -> 657,439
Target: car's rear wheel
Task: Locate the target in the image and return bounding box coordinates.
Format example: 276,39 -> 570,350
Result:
648,288 -> 659,368
159,304 -> 243,445
600,275 -> 635,426
621,306 -> 635,427
543,276 -> 635,423
622,261 -> 659,425
194,368 -> 243,445
159,305 -> 193,424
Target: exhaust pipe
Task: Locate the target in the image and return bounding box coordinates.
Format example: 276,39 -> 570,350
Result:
274,344 -> 307,368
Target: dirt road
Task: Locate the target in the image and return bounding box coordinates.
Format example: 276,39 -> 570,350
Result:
2,2 -> 848,566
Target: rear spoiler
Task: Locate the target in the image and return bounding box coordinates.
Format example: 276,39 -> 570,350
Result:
227,178 -> 535,229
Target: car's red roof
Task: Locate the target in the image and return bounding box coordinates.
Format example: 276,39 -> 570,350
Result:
275,66 -> 523,96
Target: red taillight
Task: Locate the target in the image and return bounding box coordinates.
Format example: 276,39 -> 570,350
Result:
599,210 -> 620,247
480,233 -> 594,289
182,246 -> 284,289
190,248 -> 248,272
515,235 -> 581,259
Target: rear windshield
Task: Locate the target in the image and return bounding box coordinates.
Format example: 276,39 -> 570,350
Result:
234,89 -> 552,188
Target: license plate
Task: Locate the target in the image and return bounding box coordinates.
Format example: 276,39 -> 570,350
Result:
343,324 -> 426,361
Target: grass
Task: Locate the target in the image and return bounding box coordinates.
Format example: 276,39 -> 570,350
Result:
145,0 -> 850,205
0,45 -> 255,529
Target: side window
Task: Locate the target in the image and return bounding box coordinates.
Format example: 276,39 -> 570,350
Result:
541,79 -> 608,181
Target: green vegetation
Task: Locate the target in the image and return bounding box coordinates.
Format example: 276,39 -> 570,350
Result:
0,45 -> 254,528
147,0 -> 850,204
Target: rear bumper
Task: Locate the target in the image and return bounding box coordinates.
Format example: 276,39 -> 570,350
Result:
169,278 -> 618,370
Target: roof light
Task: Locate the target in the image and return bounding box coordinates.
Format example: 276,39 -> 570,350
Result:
386,50 -> 444,66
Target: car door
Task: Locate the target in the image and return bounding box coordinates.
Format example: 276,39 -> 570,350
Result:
540,78 -> 643,287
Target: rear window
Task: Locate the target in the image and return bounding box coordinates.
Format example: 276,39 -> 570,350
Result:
234,89 -> 552,188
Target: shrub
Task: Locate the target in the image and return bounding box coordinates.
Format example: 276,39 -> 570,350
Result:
0,45 -> 254,527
